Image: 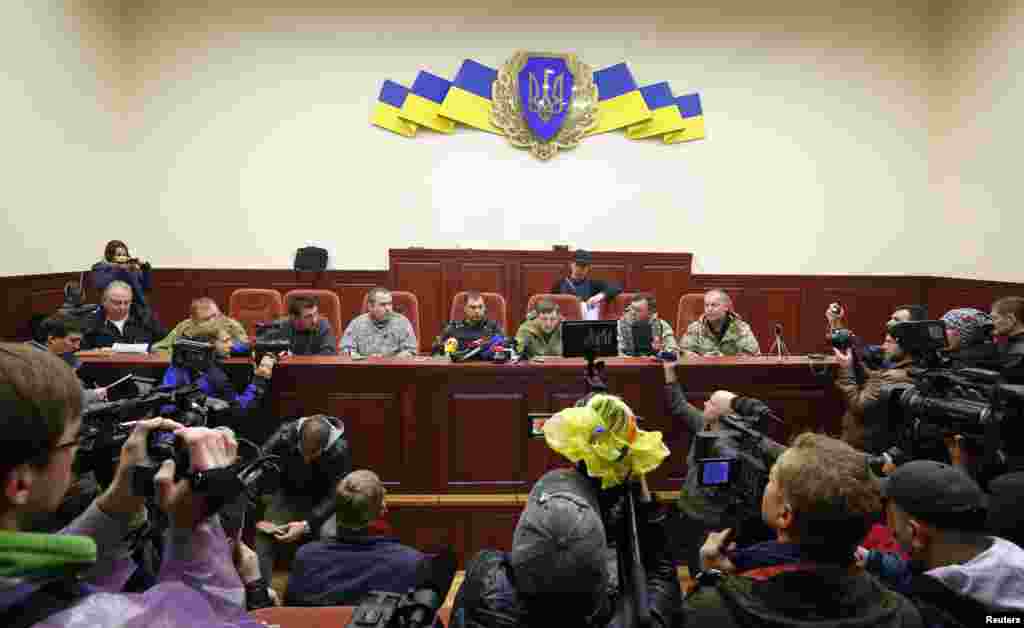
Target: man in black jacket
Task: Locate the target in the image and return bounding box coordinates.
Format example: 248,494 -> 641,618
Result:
253,414 -> 352,582
992,297 -> 1024,381
552,249 -> 622,319
434,291 -> 502,353
81,281 -> 166,350
261,295 -> 337,356
680,432 -> 922,628
451,468 -> 680,628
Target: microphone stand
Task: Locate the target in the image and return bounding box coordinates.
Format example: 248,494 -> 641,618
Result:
768,324 -> 790,359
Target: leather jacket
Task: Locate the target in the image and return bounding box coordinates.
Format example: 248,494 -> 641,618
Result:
261,416 -> 352,535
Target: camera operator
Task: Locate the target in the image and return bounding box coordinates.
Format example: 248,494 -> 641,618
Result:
833,323 -> 914,452
91,240 -> 152,310
451,468 -> 681,628
941,308 -> 997,369
662,361 -> 772,574
253,414 -> 352,584
825,302 -> 928,368
0,343 -> 267,628
80,281 -> 167,351
991,297 -> 1024,382
27,316 -> 108,405
682,432 -> 922,627
159,318 -> 274,415
866,461 -> 1024,624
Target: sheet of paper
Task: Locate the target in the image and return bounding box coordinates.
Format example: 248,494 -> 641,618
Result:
110,343 -> 150,354
583,302 -> 601,321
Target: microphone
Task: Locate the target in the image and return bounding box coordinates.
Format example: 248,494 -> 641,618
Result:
407,549 -> 457,628
774,323 -> 783,338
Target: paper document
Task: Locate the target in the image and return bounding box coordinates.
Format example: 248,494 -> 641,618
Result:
582,302 -> 601,321
111,343 -> 150,354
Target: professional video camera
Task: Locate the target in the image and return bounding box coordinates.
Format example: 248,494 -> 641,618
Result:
172,337 -> 216,372
253,320 -> 293,362
693,399 -> 787,526
876,320 -> 1024,474
76,383 -> 229,484
347,550 -> 456,628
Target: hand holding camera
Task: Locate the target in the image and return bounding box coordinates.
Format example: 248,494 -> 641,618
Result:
254,354 -> 276,379
97,417 -> 185,518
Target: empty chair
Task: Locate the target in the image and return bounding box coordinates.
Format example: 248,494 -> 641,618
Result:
676,293 -> 706,337
229,288 -> 285,338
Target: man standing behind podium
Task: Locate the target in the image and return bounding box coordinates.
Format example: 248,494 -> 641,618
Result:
340,287 -> 417,357
681,289 -> 760,356
551,249 -> 622,319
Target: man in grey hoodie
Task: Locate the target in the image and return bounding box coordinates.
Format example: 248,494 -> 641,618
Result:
879,460 -> 1024,625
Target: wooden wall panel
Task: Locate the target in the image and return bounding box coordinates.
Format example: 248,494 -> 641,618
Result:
391,261 -> 444,351
448,393 -> 528,491
327,392 -> 405,488
520,262 -> 566,316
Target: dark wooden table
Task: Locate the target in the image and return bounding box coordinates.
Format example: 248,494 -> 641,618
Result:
78,353 -> 842,494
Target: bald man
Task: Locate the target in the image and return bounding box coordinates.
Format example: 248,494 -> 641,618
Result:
681,289 -> 760,356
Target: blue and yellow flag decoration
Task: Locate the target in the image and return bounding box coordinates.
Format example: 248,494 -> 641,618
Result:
371,52 -> 706,159
438,59 -> 502,134
586,63 -> 652,136
626,82 -> 687,140
663,93 -> 705,144
371,81 -> 419,137
398,71 -> 456,133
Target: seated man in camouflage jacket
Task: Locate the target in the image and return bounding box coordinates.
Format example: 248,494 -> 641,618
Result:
681,289 -> 760,356
617,293 -> 678,356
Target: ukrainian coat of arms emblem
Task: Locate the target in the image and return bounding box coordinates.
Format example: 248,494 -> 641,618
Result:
491,51 -> 598,160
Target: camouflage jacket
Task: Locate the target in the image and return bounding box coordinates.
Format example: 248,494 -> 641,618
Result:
340,312 -> 417,356
681,313 -> 760,356
617,309 -> 679,356
514,312 -> 563,357
150,316 -> 248,356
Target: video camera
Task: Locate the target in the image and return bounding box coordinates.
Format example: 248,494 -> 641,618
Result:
76,383 -> 228,484
253,321 -> 292,362
347,550 -> 456,628
172,337 -> 216,372
693,399 -> 787,525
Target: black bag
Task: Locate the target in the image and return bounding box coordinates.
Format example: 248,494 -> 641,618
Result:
294,246 -> 328,271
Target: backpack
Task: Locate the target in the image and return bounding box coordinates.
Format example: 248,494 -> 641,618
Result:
294,246 -> 328,271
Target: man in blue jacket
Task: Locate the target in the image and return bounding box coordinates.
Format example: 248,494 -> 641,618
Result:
285,469 -> 424,605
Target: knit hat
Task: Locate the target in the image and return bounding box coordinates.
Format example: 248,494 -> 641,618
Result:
509,469 -> 608,599
941,308 -> 994,347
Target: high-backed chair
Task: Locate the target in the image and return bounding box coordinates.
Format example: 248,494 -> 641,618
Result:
283,289 -> 342,344
228,288 -> 285,338
676,293 -> 706,337
524,294 -> 584,322
360,290 -> 421,345
449,292 -> 508,334
606,292 -> 642,321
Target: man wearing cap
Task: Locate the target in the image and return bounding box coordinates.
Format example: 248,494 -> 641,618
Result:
451,468 -> 680,628
684,433 -> 922,628
284,469 -> 424,606
552,250 -> 623,319
942,307 -> 998,368
869,460 -> 1024,624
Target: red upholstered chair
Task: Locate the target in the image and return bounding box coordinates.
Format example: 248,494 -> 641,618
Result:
284,289 -> 342,345
676,293 -> 706,338
606,292 -> 641,321
525,294 -> 584,322
251,606 -> 451,627
228,288 -> 285,338
360,290 -> 421,346
450,292 -> 508,334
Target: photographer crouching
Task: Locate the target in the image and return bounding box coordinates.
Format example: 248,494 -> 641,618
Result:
681,433 -> 922,627
0,344 -> 268,627
662,360 -> 775,576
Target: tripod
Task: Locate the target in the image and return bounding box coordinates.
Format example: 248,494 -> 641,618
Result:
768,324 -> 790,358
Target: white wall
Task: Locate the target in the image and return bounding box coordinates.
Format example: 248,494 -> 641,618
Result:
9,1 -> 1016,280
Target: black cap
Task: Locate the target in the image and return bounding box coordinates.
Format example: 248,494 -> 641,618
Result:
574,249 -> 593,264
879,460 -> 988,527
987,472 -> 1024,545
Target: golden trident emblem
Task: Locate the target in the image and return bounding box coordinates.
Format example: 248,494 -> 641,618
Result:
528,68 -> 566,122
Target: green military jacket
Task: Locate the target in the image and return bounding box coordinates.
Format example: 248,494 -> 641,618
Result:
514,313 -> 563,357
681,313 -> 760,356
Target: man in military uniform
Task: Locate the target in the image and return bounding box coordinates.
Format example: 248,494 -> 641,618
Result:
515,298 -> 563,358
681,289 -> 760,356
617,293 -> 678,356
433,291 -> 502,353
551,249 -> 622,319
